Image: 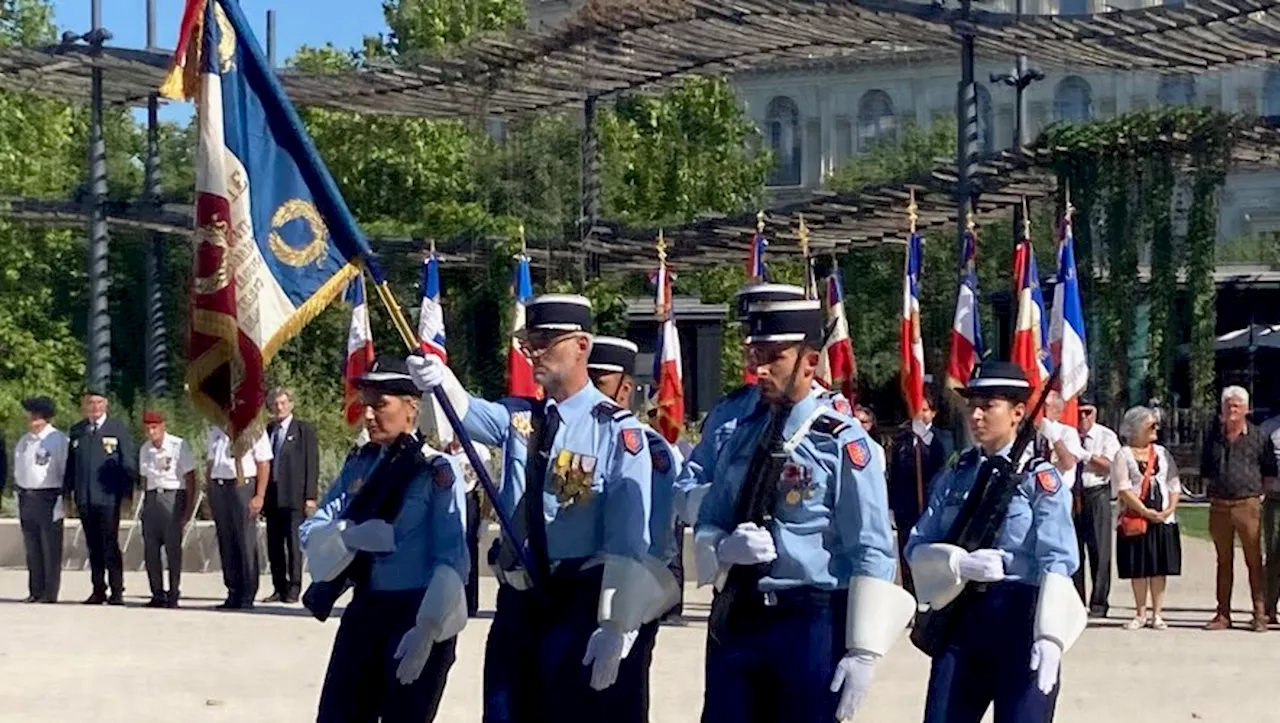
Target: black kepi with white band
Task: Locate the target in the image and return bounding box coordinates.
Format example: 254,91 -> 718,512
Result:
588,336 -> 638,376
744,299 -> 825,346
733,283 -> 806,318
957,361 -> 1033,403
356,355 -> 421,397
522,294 -> 593,335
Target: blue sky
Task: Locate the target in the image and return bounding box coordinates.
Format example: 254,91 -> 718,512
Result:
53,0 -> 389,122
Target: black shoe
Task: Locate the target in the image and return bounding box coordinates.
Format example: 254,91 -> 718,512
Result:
216,599 -> 240,610
167,592 -> 180,608
1088,607 -> 1108,619
239,601 -> 255,610
83,593 -> 107,605
660,614 -> 688,627
22,595 -> 38,603
282,594 -> 299,604
145,597 -> 167,608
106,595 -> 125,606
262,592 -> 284,603
40,598 -> 58,604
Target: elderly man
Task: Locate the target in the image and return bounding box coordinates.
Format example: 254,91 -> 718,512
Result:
1075,397 -> 1121,617
1201,386 -> 1276,632
138,411 -> 198,607
263,388 -> 320,604
206,425 -> 273,610
14,397 -> 69,603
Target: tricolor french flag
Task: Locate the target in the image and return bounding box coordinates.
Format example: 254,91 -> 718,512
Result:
900,233 -> 926,417
343,273 -> 375,426
1011,231 -> 1051,404
418,253 -> 447,362
946,227 -> 983,390
507,254 -> 538,398
1049,211 -> 1089,426
652,259 -> 684,443
748,231 -> 769,283
817,266 -> 858,403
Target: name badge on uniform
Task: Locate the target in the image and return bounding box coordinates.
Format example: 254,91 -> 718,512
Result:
102,436 -> 119,455
778,461 -> 815,506
511,411 -> 533,440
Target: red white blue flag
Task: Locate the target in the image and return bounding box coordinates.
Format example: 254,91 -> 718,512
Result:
946,226 -> 983,390
418,253 -> 447,361
1049,210 -> 1089,426
900,233 -> 926,417
748,230 -> 769,283
1012,228 -> 1051,404
816,266 -> 858,403
652,255 -> 684,443
343,274 -> 374,426
507,254 -> 539,398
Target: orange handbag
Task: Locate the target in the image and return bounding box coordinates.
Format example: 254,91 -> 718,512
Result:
1117,452 -> 1157,538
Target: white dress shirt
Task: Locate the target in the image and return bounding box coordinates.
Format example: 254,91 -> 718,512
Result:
1079,423 -> 1122,491
1113,445 -> 1181,524
1037,418 -> 1087,489
206,427 -> 273,479
140,433 -> 197,491
14,425 -> 69,490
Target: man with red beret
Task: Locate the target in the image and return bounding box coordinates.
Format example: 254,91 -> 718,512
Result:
138,410 -> 197,607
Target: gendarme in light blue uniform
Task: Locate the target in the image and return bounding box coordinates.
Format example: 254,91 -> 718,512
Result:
695,394 -> 897,591
643,426 -> 681,564
905,445 -> 1079,584
462,382 -> 653,563
675,385 -> 849,525
299,445 -> 469,590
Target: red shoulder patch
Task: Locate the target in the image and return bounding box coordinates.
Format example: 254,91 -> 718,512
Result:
1036,469 -> 1061,494
621,428 -> 643,456
844,439 -> 870,470
834,399 -> 852,416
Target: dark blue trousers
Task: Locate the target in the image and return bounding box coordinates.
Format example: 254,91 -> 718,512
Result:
702,589 -> 846,723
483,566 -> 652,723
317,588 -> 457,723
923,582 -> 1059,723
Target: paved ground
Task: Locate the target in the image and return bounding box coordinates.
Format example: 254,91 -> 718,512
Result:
1,535 -> 1277,723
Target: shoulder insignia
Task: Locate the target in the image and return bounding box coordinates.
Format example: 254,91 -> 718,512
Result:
594,401 -> 633,422
1035,468 -> 1061,494
621,428 -> 643,456
844,438 -> 871,470
832,398 -> 853,416
511,410 -> 533,439
810,413 -> 851,437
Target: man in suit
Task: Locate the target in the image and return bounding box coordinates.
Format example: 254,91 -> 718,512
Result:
262,388 -> 318,603
63,390 -> 136,605
887,380 -> 954,595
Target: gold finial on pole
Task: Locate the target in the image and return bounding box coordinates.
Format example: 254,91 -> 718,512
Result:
657,229 -> 667,263
1021,196 -> 1031,240
1064,181 -> 1074,223
798,214 -> 810,260
908,188 -> 919,235
517,223 -> 527,257
965,206 -> 976,235
756,210 -> 766,235
429,237 -> 436,257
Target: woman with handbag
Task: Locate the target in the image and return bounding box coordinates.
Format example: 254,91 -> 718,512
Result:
1114,406 -> 1183,631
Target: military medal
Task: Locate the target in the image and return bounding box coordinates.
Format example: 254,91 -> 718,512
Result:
511,411 -> 533,440
103,436 -> 119,455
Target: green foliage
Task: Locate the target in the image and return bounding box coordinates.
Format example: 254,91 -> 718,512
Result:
827,119 -> 956,193
380,0 -> 526,58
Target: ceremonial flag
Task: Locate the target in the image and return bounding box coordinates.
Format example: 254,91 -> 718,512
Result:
418,252 -> 447,361
1049,211 -> 1089,426
900,233 -> 926,417
817,266 -> 858,402
946,226 -> 983,389
1011,229 -> 1051,404
343,274 -> 374,426
748,229 -> 769,283
652,246 -> 684,443
507,254 -> 538,398
162,0 -> 372,454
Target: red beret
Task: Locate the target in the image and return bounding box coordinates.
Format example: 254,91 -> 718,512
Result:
142,410 -> 165,425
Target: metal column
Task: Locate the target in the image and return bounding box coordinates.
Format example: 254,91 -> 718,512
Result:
581,95 -> 602,279
86,0 -> 113,392
143,0 -> 168,397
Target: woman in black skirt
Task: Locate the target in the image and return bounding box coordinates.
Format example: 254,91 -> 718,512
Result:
1113,406 -> 1182,631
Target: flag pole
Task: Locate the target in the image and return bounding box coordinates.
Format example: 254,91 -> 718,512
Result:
798,214 -> 816,300
907,189 -> 925,514
370,280 -> 536,580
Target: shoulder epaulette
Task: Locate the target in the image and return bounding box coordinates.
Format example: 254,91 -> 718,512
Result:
809,412 -> 852,438
593,401 -> 634,422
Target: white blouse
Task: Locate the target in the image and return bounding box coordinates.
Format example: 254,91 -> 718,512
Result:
1112,445 -> 1181,524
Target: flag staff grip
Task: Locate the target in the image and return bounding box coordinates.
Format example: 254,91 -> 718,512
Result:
370,279 -> 537,582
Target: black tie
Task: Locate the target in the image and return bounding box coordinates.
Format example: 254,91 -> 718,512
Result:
524,404 -> 560,585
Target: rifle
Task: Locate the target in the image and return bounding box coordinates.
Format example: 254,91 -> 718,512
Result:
909,368 -> 1061,657
303,433 -> 426,621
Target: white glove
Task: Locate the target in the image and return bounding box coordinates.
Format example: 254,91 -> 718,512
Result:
1029,638 -> 1062,695
393,623 -> 437,685
956,548 -> 1007,583
829,651 -> 879,721
1038,419 -> 1062,444
716,522 -> 778,566
339,519 -> 396,552
581,627 -> 638,691
407,353 -> 446,392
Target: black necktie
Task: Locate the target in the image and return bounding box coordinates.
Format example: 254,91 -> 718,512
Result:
524,404 -> 560,584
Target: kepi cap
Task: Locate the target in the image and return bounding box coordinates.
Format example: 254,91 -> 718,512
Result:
356,354 -> 421,397
734,284 -> 805,318
745,300 -> 824,346
958,361 -> 1032,402
521,294 -> 593,336
588,336 -> 638,375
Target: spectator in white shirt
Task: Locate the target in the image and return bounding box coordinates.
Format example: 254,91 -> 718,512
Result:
205,425 -> 272,610
1034,390 -> 1087,480
138,410 -> 197,608
1075,397 -> 1122,617
14,397 -> 69,603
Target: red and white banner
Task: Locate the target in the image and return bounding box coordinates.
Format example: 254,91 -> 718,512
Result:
816,267 -> 857,403
652,257 -> 684,443
343,274 -> 374,425
900,233 -> 926,417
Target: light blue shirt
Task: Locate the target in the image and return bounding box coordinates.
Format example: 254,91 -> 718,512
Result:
905,444 -> 1080,583
643,426 -> 682,563
300,444 -> 469,591
695,393 -> 897,591
461,382 -> 654,563
675,385 -> 849,525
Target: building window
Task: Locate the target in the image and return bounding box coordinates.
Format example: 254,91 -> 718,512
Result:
1054,76 -> 1094,122
1158,75 -> 1196,107
856,90 -> 897,150
1059,0 -> 1088,15
765,96 -> 802,187
1264,67 -> 1280,119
